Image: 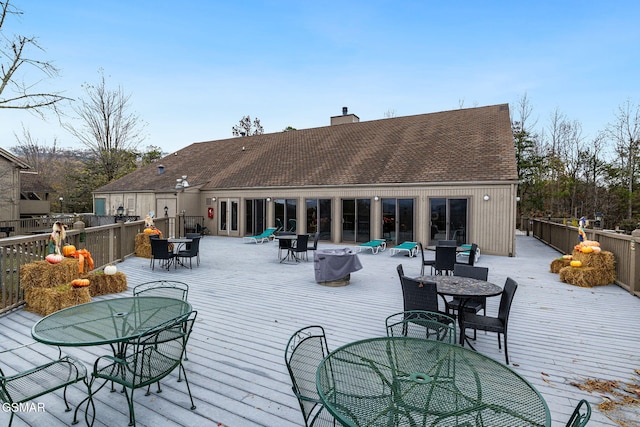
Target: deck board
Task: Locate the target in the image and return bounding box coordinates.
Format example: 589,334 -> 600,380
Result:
2,234 -> 639,426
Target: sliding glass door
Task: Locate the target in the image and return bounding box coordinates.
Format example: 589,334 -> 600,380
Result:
429,198 -> 468,246
382,198 -> 415,245
342,199 -> 370,243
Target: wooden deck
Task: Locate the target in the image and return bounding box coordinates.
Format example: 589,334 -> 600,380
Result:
2,234 -> 640,426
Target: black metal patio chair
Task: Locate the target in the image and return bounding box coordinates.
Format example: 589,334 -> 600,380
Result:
419,242 -> 436,276
434,245 -> 457,275
149,238 -> 176,270
290,234 -> 309,261
461,277 -> 518,365
177,236 -> 200,268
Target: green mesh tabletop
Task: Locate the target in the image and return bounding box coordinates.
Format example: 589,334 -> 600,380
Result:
31,297 -> 192,346
317,337 -> 550,427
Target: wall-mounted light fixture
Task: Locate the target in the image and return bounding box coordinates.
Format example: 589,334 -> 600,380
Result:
483,195 -> 490,201
266,197 -> 272,202
212,197 -> 216,202
116,205 -> 125,220
374,196 -> 380,201
164,206 -> 168,217
516,196 -> 521,202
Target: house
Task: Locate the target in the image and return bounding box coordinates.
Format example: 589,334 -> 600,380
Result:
93,104 -> 519,256
0,147 -> 31,222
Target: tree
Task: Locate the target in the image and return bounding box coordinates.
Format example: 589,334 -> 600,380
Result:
12,125 -> 59,180
0,1 -> 69,115
282,126 -> 296,132
138,145 -> 163,166
232,115 -> 264,137
511,95 -> 545,215
62,69 -> 147,182
606,99 -> 640,220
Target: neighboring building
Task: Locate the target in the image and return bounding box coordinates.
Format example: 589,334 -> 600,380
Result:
20,171 -> 54,217
93,104 -> 519,256
0,148 -> 31,221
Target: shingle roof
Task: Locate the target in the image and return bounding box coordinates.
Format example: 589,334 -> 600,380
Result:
95,104 -> 517,193
20,172 -> 54,192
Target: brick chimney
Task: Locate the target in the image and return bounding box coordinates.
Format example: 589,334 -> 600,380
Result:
331,107 -> 360,125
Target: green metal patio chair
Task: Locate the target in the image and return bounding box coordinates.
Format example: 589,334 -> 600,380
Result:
1,344 -> 88,426
566,399 -> 591,426
284,326 -> 336,427
133,280 -> 190,378
385,310 -> 457,344
88,311 -> 197,427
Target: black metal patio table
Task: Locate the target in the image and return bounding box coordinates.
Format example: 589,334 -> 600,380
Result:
316,337 -> 550,427
419,275 -> 503,346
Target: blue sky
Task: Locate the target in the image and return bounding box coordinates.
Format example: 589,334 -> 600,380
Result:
1,1 -> 639,154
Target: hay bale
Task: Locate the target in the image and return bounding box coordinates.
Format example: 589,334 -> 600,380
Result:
550,258 -> 571,273
25,285 -> 91,316
85,271 -> 128,296
572,250 -> 616,270
135,233 -> 152,258
20,258 -> 82,289
559,266 -> 617,287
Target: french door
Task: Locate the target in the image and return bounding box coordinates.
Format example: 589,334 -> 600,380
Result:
219,199 -> 239,236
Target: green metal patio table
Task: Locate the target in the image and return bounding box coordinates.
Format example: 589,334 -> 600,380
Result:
31,296 -> 192,424
316,337 -> 550,427
31,296 -> 192,348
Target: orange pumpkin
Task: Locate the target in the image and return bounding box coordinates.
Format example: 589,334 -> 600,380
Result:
71,278 -> 90,288
62,245 -> 77,257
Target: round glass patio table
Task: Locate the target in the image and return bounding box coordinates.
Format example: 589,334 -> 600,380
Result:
31,296 -> 192,347
317,337 -> 550,427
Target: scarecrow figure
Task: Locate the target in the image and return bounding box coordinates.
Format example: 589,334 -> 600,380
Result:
145,214 -> 155,228
48,221 -> 67,255
578,216 -> 587,242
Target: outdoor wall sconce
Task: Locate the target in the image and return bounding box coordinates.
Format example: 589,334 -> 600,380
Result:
164,206 -> 169,217
374,196 -> 380,201
483,195 -> 490,201
266,197 -> 272,202
212,197 -> 216,202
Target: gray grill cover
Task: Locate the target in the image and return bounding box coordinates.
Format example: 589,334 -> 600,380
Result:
314,249 -> 363,282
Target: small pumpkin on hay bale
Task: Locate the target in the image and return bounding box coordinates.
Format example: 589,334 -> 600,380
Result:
25,284 -> 91,316
84,270 -> 128,296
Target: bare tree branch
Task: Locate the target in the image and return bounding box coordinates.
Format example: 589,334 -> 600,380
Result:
0,1 -> 71,116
